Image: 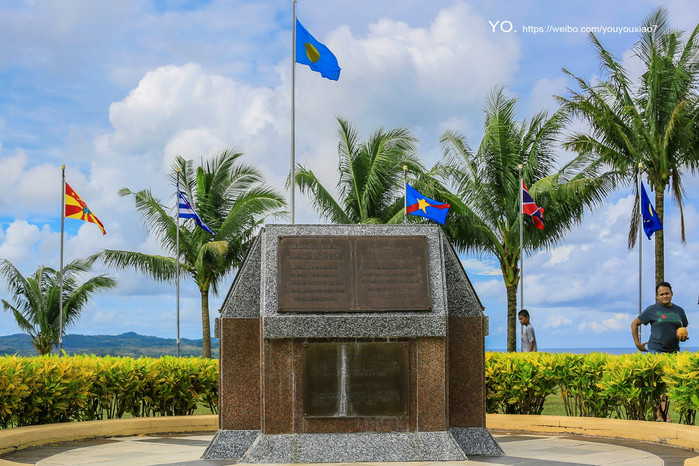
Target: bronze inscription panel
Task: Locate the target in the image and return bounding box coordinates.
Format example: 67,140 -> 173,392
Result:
303,342 -> 409,417
278,236 -> 430,312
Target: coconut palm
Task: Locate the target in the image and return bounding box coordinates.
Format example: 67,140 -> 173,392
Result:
294,117 -> 425,224
558,8 -> 699,284
0,257 -> 117,355
97,149 -> 286,358
436,87 -> 616,351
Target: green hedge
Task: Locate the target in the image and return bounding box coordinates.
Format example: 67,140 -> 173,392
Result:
0,355 -> 218,428
1,352 -> 697,428
485,351 -> 698,424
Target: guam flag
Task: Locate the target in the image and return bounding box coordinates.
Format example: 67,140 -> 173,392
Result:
406,184 -> 450,225
522,181 -> 544,230
65,182 -> 106,235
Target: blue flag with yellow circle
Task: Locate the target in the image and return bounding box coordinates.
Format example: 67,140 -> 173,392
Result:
296,19 -> 341,80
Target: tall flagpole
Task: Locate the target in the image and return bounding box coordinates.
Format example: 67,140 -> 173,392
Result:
403,165 -> 408,224
176,168 -> 181,357
518,164 -> 524,314
290,0 -> 297,224
58,166 -> 66,357
637,162 -> 643,343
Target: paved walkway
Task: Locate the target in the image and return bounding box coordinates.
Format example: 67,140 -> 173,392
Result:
1,431 -> 697,466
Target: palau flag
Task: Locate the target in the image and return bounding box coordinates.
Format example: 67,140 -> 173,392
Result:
640,182 -> 662,239
406,184 -> 450,225
522,181 -> 544,230
65,182 -> 106,235
178,190 -> 214,234
296,19 -> 341,80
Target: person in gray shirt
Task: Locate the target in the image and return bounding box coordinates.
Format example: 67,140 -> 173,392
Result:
518,309 -> 537,352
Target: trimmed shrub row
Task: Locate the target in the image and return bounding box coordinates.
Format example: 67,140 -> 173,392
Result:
0,355 -> 218,428
485,351 -> 699,424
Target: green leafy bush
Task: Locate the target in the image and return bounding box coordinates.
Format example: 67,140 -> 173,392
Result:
0,355 -> 218,428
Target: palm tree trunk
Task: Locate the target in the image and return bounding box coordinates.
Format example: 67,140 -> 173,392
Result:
200,290 -> 211,359
506,284 -> 518,352
654,189 -> 664,286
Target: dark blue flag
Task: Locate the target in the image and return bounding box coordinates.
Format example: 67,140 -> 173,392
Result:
640,182 -> 662,239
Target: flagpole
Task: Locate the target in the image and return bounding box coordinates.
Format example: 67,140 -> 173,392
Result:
290,0 -> 297,224
176,168 -> 181,357
58,166 -> 66,357
518,164 -> 524,315
637,162 -> 643,343
403,165 -> 408,224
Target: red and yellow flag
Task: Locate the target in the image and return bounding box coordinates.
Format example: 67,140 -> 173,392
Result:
65,182 -> 106,235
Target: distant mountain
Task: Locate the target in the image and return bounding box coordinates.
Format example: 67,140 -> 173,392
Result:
0,332 -> 219,358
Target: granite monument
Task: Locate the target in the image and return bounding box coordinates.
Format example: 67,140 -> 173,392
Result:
203,224 -> 502,462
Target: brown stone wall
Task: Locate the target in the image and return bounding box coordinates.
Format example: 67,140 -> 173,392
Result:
447,316 -> 486,427
222,334 -> 460,434
262,339 -> 295,433
219,318 -> 261,430
416,337 -> 447,431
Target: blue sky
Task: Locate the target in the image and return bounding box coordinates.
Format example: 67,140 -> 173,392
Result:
0,0 -> 697,351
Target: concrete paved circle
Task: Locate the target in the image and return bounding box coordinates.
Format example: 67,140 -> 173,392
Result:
1,431 -> 697,466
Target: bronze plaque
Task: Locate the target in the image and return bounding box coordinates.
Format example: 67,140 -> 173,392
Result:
355,237 -> 430,310
278,236 -> 430,312
303,342 -> 409,417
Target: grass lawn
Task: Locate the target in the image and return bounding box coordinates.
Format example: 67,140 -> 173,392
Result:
541,391 -> 681,423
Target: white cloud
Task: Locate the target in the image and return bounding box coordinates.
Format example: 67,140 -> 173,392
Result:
0,220 -> 42,266
529,77 -> 568,115
544,245 -> 574,266
579,313 -> 633,333
542,314 -> 573,330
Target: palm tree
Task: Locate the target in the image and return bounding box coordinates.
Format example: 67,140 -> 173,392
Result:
0,257 -> 117,355
436,87 -> 616,351
558,8 -> 699,285
294,117 -> 425,224
98,149 -> 286,358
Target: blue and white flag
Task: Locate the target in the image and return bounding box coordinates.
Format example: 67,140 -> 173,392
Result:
178,190 -> 214,234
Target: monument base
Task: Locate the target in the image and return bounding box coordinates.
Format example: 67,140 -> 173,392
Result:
202,428 -> 503,463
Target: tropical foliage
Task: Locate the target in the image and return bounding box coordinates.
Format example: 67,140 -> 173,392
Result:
97,149 -> 286,358
294,117 -> 425,224
0,257 -> 117,355
435,87 -> 616,351
558,8 -> 699,284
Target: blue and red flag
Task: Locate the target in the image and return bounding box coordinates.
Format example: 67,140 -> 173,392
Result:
406,183 -> 450,225
522,181 -> 544,230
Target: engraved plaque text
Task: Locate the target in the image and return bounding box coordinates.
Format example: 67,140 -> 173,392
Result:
278,236 -> 430,312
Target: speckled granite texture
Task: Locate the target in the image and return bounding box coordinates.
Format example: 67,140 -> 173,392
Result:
204,431 -> 468,462
449,427 -> 505,456
201,429 -> 260,459
220,235 -> 262,319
